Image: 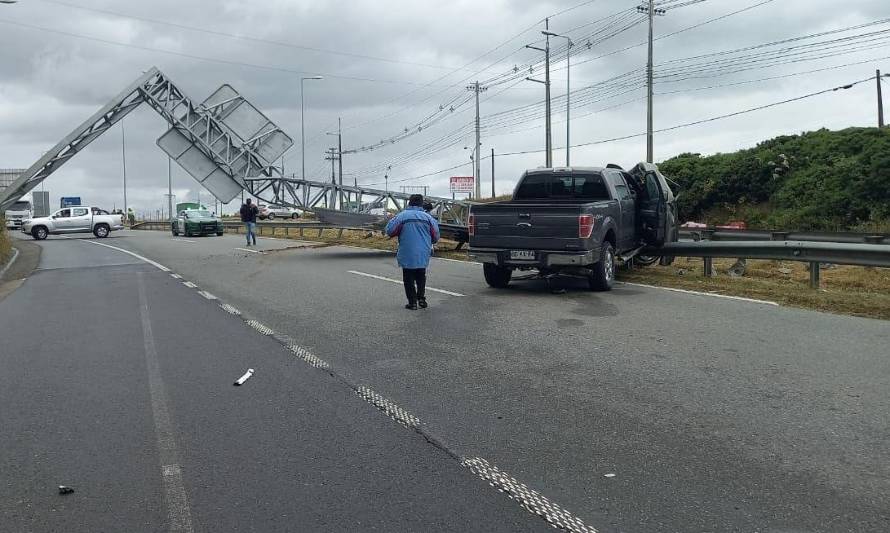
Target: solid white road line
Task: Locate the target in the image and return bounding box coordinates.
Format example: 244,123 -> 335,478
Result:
618,282 -> 780,306
64,237 -> 171,272
0,247 -> 20,279
137,274 -> 194,533
171,239 -> 197,243
348,270 -> 465,297
234,247 -> 263,254
355,386 -> 420,429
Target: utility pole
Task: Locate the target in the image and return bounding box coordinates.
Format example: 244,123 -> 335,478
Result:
878,69 -> 885,128
121,119 -> 128,220
325,148 -> 337,208
638,1 -> 666,163
467,81 -> 486,198
526,18 -> 553,167
491,148 -> 495,197
337,117 -> 343,191
167,156 -> 173,221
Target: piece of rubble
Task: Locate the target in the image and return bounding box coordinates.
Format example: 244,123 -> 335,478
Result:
234,368 -> 255,386
58,486 -> 74,495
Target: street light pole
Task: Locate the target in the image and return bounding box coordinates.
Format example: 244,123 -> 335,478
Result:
121,119 -> 128,221
300,76 -> 323,181
526,20 -> 554,167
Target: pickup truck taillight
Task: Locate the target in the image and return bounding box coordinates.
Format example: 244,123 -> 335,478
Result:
468,214 -> 476,236
578,214 -> 594,239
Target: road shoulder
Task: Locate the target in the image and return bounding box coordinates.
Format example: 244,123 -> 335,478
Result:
0,236 -> 41,302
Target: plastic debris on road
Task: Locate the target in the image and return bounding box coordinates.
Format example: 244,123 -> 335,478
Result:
233,368 -> 255,386
58,485 -> 75,495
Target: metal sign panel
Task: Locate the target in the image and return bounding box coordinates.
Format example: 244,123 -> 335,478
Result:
61,197 -> 81,208
450,176 -> 474,193
32,191 -> 50,217
201,85 -> 293,166
158,128 -> 245,203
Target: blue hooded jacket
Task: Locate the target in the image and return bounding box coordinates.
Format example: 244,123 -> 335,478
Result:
385,206 -> 440,269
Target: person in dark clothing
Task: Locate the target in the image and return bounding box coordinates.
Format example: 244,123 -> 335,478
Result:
385,194 -> 440,310
239,198 -> 259,246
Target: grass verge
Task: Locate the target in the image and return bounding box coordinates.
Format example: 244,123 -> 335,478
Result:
0,221 -> 12,266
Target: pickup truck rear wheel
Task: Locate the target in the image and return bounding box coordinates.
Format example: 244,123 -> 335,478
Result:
32,226 -> 48,240
267,213 -> 275,220
93,224 -> 110,238
172,225 -> 179,236
291,213 -> 299,219
588,242 -> 615,291
483,263 -> 512,288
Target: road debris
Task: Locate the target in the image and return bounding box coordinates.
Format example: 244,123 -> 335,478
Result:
233,368 -> 255,386
58,485 -> 74,495
603,473 -> 616,478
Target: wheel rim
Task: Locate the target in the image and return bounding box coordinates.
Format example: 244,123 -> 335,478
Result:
97,227 -> 108,237
38,228 -> 46,238
604,249 -> 614,281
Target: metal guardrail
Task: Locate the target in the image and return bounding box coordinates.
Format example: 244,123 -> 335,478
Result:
680,228 -> 889,245
131,220 -> 470,246
650,240 -> 890,288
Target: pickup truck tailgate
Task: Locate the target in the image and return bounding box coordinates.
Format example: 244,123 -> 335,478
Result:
471,203 -> 592,250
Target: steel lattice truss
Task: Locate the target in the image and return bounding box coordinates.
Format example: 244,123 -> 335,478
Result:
0,66 -> 470,225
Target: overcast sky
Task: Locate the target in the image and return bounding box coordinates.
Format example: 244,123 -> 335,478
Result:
1,0 -> 888,215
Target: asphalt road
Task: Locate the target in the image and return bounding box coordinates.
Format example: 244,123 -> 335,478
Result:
0,232 -> 548,532
3,229 -> 889,532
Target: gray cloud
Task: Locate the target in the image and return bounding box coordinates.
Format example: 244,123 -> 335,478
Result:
1,0 -> 888,213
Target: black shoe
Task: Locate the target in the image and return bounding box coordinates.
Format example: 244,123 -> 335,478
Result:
405,303 -> 418,310
418,298 -> 428,309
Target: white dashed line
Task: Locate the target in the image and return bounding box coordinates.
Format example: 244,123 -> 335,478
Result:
197,290 -> 217,300
170,274 -> 182,279
219,303 -> 241,316
617,282 -> 780,306
348,270 -> 465,297
246,319 -> 273,335
461,457 -> 596,533
355,386 -> 420,428
285,343 -> 330,369
234,247 -> 264,254
182,281 -> 197,289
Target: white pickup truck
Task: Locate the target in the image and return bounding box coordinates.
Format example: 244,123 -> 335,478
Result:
22,206 -> 125,240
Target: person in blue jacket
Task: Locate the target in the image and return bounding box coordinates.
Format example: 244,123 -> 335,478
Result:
385,194 -> 440,310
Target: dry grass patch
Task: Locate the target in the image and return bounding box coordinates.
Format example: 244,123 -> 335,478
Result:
0,222 -> 12,265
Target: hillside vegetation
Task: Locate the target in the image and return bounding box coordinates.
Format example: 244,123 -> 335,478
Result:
659,127 -> 890,230
0,222 -> 11,266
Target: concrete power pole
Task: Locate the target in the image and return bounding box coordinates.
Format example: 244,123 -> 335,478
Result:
525,20 -> 553,168
167,157 -> 173,221
491,148 -> 495,197
121,119 -> 128,219
639,1 -> 665,163
468,81 -> 485,198
878,70 -> 885,128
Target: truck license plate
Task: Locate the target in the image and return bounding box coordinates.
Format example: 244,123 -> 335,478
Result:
510,250 -> 535,260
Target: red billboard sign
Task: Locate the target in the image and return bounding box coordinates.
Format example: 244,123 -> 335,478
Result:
450,176 -> 474,193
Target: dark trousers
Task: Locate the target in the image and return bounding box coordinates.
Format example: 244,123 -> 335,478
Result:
402,268 -> 427,304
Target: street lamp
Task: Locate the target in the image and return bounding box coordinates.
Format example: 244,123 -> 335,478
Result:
543,31 -> 573,167
300,76 -> 323,181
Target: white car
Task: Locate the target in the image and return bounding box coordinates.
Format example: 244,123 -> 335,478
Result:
22,206 -> 124,240
259,205 -> 301,220
4,200 -> 31,229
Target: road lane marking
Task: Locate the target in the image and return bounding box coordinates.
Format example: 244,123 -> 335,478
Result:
355,386 -> 420,429
170,274 -> 182,280
617,282 -> 780,306
347,270 -> 465,297
197,290 -> 217,300
137,274 -> 195,533
171,239 -> 197,243
182,281 -> 197,289
64,237 -> 171,272
285,343 -> 330,369
234,247 -> 264,254
219,303 -> 241,316
462,457 -> 596,533
246,319 -> 273,335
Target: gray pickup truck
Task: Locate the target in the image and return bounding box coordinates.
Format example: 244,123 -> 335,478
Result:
468,163 -> 677,291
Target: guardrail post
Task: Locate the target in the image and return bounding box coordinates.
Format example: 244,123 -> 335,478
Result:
809,262 -> 821,289
286,227 -> 290,238
318,228 -> 323,238
337,228 -> 344,238
299,227 -> 304,238
703,257 -> 714,277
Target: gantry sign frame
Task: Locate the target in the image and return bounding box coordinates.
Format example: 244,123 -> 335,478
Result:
0,67 -> 471,226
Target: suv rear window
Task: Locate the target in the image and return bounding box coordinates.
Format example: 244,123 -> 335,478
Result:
514,172 -> 610,200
